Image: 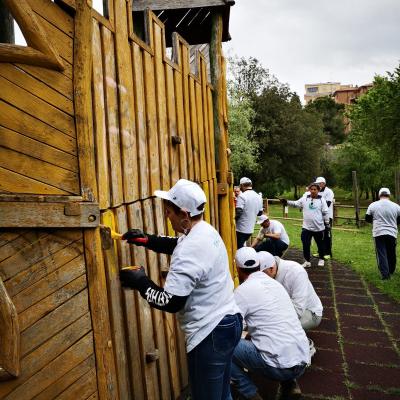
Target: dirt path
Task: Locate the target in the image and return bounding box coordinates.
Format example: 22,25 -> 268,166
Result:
277,248 -> 400,400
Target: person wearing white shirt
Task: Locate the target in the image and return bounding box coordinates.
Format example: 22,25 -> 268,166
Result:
231,247 -> 309,400
251,215 -> 289,257
365,187 -> 400,280
315,177 -> 335,258
281,182 -> 329,268
235,177 -> 264,248
119,179 -> 242,400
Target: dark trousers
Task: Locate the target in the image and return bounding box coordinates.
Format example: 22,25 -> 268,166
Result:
374,235 -> 397,279
236,231 -> 251,249
255,238 -> 288,257
323,218 -> 333,256
301,229 -> 324,261
187,313 -> 242,400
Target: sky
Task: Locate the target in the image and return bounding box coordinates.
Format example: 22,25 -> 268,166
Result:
224,0 -> 400,101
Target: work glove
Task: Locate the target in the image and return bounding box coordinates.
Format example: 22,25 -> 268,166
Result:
119,266 -> 148,290
324,222 -> 331,231
279,198 -> 288,206
122,229 -> 149,246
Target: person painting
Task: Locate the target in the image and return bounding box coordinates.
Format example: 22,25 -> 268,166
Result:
119,179 -> 242,400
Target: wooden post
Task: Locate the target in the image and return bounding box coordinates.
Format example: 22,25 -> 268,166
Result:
333,202 -> 338,226
210,10 -> 234,270
395,169 -> 400,205
352,170 -> 360,228
0,0 -> 14,44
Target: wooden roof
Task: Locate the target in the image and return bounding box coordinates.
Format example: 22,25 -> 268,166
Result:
132,0 -> 234,46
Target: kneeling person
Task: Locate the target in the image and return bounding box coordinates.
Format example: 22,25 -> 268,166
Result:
252,215 -> 289,257
232,247 -> 309,400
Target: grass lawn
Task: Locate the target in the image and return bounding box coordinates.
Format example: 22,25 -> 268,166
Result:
262,204 -> 400,302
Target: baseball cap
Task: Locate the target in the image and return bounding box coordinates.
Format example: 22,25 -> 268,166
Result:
235,247 -> 260,269
239,177 -> 252,185
154,179 -> 207,216
315,177 -> 326,184
257,215 -> 269,224
379,187 -> 391,196
258,251 -> 276,271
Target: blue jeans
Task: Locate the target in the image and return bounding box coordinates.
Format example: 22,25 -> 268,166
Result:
187,313 -> 243,400
231,339 -> 306,398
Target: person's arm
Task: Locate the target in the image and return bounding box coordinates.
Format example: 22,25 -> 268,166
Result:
235,207 -> 243,221
251,230 -> 264,247
289,270 -> 310,319
122,229 -> 178,255
119,267 -> 187,313
265,232 -> 281,240
266,223 -> 281,240
235,194 -> 245,221
321,198 -> 329,225
365,204 -> 373,224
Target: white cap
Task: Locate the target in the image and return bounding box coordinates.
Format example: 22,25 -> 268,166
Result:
315,177 -> 326,184
257,215 -> 269,224
154,179 -> 207,216
235,247 -> 260,269
258,251 -> 276,271
379,187 -> 391,197
239,177 -> 252,185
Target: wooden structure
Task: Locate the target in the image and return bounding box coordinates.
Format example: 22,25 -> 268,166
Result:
0,0 -> 236,398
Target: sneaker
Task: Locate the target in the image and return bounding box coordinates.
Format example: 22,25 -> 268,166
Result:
302,261 -> 311,268
279,379 -> 301,400
309,338 -> 316,359
317,259 -> 325,267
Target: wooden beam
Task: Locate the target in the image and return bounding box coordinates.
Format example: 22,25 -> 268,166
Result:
0,202 -> 99,228
132,0 -> 226,11
0,0 -> 14,44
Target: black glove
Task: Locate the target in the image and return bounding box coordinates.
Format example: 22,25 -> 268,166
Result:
122,229 -> 149,246
279,198 -> 288,206
119,266 -> 148,290
325,223 -> 331,231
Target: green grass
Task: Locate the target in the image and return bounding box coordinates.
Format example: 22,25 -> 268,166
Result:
262,204 -> 400,302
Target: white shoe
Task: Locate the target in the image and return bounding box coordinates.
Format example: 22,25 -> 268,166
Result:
302,261 -> 311,268
318,259 -> 325,267
307,339 -> 316,366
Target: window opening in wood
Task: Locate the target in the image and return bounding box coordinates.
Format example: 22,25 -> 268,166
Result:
132,10 -> 146,42
92,0 -> 109,18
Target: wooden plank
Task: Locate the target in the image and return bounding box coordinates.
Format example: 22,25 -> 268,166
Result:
54,368 -> 97,400
20,288 -> 89,356
142,198 -> 170,400
0,125 -> 78,172
0,64 -> 74,116
15,63 -> 73,100
1,236 -> 81,299
126,201 -> 159,400
73,0 -> 97,202
0,147 -> 79,194
18,274 -> 87,332
132,0 -> 226,11
189,77 -> 200,181
195,79 -> 207,182
4,332 -> 94,400
173,63 -> 188,179
153,21 -> 170,190
207,87 -> 216,179
132,43 -> 150,199
92,21 -> 110,210
0,275 -> 20,377
0,76 -> 75,138
0,231 -> 21,248
83,226 -> 118,399
166,63 -> 180,185
181,43 -> 194,180
143,51 -> 161,194
113,0 -> 139,203
0,201 -> 99,228
101,210 -> 133,400
33,355 -> 95,400
201,60 -> 212,180
0,166 -> 70,195
202,180 -> 211,224
101,26 -> 124,207
13,254 -> 85,313
0,313 -> 93,398
0,99 -> 76,152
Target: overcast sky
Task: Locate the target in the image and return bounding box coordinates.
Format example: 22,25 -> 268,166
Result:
224,0 -> 400,101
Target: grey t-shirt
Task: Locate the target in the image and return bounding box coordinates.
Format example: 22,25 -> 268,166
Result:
366,198 -> 400,238
236,189 -> 263,234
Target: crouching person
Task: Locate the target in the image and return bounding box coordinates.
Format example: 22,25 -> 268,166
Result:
232,247 -> 309,400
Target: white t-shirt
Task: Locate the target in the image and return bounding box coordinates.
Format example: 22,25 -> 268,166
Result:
275,258 -> 323,317
288,195 -> 329,231
366,198 -> 400,238
234,271 -> 309,368
256,220 -> 290,245
319,187 -> 334,219
164,221 -> 239,352
236,189 -> 264,234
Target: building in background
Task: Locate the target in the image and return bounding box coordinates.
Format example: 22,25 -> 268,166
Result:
332,84 -> 373,105
304,82 -> 341,104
